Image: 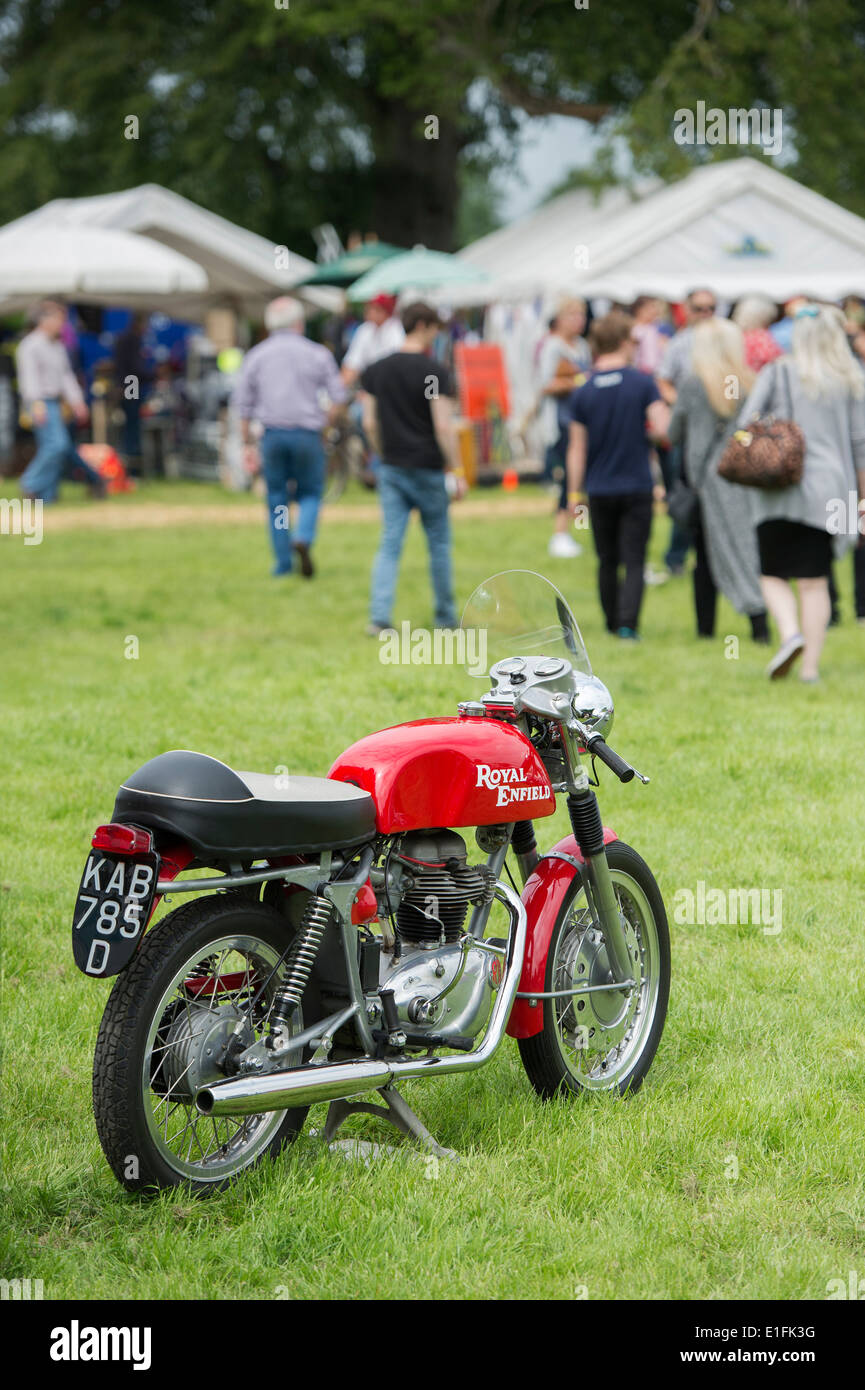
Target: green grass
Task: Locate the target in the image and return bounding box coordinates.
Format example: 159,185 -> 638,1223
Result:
2,482 -> 865,1300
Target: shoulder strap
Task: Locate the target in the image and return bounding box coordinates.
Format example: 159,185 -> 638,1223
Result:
775,358 -> 794,419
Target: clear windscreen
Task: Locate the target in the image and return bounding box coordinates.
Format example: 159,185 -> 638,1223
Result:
460,570 -> 592,679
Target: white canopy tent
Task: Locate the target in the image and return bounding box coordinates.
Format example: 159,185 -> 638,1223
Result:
0,223 -> 208,308
458,159 -> 865,304
0,184 -> 341,317
455,158 -> 865,426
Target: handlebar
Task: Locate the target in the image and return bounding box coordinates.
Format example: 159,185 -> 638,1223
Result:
585,734 -> 636,783
573,723 -> 649,784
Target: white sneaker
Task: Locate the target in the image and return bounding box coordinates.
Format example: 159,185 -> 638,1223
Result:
548,532 -> 582,559
766,633 -> 805,680
644,565 -> 669,587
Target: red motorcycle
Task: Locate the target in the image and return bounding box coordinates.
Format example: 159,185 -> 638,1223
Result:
73,570 -> 670,1193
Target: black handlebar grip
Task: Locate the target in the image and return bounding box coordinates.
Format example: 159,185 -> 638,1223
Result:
590,737 -> 635,783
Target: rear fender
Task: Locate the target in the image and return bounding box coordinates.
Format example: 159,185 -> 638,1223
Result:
506,828 -> 618,1039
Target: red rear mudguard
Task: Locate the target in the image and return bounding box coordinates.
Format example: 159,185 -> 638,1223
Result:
507,828 -> 618,1039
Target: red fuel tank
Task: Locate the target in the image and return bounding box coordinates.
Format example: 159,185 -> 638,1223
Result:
328,717 -> 556,834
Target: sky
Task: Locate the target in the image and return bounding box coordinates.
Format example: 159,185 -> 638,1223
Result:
499,115 -> 596,218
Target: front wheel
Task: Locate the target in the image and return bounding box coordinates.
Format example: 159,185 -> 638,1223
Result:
518,841 -> 670,1099
92,893 -> 309,1195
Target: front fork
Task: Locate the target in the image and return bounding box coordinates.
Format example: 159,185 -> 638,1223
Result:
520,719 -> 633,986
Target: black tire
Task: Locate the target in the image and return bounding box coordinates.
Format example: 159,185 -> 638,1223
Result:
92,893 -> 309,1196
518,841 -> 670,1100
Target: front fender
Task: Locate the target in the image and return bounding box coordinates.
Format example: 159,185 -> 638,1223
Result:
506,828 -> 618,1039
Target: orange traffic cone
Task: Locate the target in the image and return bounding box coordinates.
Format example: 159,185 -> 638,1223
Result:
502,467 -> 519,492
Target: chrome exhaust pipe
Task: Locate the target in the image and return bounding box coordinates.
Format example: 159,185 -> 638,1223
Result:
197,1058 -> 392,1116
197,882 -> 526,1118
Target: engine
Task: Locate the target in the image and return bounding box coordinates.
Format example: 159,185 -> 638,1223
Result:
380,829 -> 502,1046
393,829 -> 496,947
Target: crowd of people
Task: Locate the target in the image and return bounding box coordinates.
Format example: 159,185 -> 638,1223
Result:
8,280 -> 865,686
535,288 -> 865,682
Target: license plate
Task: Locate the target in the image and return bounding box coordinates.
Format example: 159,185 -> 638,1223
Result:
72,850 -> 160,977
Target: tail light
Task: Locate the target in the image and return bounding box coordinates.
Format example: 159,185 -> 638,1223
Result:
91,823 -> 154,855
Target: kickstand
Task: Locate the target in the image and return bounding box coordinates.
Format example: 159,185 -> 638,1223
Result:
320,1086 -> 459,1162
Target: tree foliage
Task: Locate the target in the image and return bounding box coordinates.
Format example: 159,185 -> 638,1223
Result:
1,0 -> 864,254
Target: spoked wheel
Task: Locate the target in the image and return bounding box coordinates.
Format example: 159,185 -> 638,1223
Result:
519,841 -> 670,1099
93,894 -> 308,1195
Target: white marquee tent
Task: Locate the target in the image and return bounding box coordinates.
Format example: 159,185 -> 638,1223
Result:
458,158 -> 865,304
0,184 -> 341,317
456,158 -> 865,426
0,223 -> 208,306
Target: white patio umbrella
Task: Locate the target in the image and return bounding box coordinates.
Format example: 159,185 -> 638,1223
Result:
0,222 -> 209,309
347,246 -> 488,301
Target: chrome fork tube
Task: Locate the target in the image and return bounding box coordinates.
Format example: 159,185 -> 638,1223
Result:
558,722 -> 633,987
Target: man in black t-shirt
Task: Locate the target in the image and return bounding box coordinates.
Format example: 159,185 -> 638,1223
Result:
360,302 -> 465,634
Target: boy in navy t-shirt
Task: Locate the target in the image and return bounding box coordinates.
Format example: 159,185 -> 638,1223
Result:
566,311 -> 669,638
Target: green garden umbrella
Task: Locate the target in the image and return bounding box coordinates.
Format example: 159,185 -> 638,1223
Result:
299,241 -> 405,287
346,246 -> 488,301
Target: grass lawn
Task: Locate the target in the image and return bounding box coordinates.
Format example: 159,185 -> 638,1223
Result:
2,478 -> 864,1301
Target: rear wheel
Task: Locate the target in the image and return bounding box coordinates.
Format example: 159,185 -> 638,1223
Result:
518,841 -> 670,1099
93,893 -> 308,1195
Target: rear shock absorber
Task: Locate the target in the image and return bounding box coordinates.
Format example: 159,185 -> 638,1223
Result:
266,892 -> 333,1048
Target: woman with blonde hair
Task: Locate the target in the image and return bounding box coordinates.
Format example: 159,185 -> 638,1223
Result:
669,317 -> 769,641
738,303 -> 865,681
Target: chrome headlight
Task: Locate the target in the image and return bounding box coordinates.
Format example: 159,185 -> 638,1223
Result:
572,675 -> 614,738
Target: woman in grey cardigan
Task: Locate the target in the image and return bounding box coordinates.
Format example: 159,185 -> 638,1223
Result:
669,319 -> 769,642
738,304 -> 865,682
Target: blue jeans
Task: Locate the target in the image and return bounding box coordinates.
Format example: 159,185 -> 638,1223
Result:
20,400 -> 102,502
121,396 -> 142,458
371,464 -> 457,627
260,427 -> 325,573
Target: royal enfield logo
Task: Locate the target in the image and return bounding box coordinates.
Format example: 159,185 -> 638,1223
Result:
476,764 -> 548,808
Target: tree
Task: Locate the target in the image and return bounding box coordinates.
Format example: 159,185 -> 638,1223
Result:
2,0 -> 865,255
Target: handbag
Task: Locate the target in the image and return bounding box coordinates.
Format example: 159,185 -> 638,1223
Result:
718,361 -> 805,489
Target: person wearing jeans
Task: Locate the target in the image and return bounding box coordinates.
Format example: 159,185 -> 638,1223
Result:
232,296 -> 347,577
260,427 -> 326,576
16,301 -> 103,501
21,399 -> 103,501
566,310 -> 670,639
361,301 -> 465,633
370,465 -> 456,628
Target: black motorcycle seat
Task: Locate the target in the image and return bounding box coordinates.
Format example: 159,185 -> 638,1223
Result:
112,750 -> 377,859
